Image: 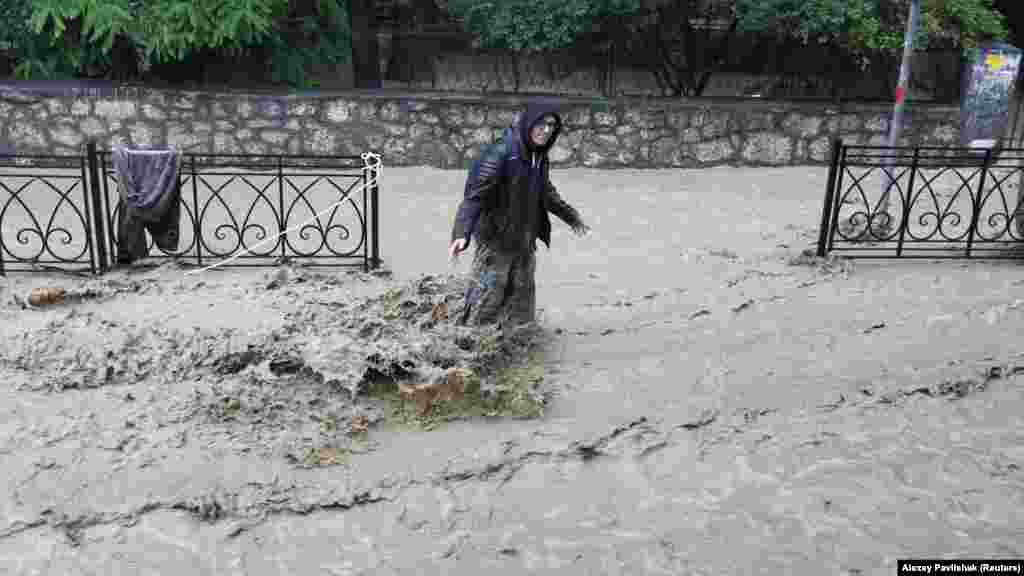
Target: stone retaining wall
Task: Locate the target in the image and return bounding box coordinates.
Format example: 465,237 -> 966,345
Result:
0,87 -> 959,169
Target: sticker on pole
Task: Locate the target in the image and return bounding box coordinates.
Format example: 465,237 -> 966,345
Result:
960,43 -> 1022,149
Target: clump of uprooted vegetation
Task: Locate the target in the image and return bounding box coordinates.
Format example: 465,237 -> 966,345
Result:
192,271 -> 555,462
364,329 -> 549,431
356,275 -> 551,430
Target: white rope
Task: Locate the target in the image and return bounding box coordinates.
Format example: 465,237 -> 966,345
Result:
183,152 -> 382,276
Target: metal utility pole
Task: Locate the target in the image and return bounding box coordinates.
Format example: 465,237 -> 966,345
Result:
879,0 -> 921,220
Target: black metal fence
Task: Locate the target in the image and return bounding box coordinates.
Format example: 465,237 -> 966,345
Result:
817,140 -> 1024,259
0,142 -> 381,275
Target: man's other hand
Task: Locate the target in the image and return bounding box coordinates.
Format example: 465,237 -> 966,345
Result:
449,238 -> 468,259
572,222 -> 591,237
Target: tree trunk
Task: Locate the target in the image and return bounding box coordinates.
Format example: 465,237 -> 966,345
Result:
691,10 -> 736,97
830,44 -> 843,104
642,0 -> 736,98
411,0 -> 440,30
604,37 -> 617,98
993,0 -> 1022,46
349,0 -> 381,88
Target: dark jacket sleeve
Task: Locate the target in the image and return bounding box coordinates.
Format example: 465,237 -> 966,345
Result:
451,142 -> 505,243
545,178 -> 584,229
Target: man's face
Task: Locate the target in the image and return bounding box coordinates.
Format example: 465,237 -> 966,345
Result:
529,116 -> 557,147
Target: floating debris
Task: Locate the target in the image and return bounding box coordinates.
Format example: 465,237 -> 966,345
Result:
398,368 -> 471,417
350,413 -> 370,435
27,287 -> 66,307
431,301 -> 450,323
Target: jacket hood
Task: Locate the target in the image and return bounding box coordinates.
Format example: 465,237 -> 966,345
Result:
518,102 -> 562,153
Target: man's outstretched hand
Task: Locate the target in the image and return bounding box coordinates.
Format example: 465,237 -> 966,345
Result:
449,238 -> 468,260
572,222 -> 591,237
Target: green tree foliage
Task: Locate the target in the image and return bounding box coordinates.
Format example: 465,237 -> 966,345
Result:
23,0 -> 136,79
445,0 -> 643,53
445,0 -> 1010,98
0,0 -> 33,51
734,0 -> 1008,101
8,0 -> 351,87
735,0 -> 1008,55
263,0 -> 353,87
0,0 -> 75,79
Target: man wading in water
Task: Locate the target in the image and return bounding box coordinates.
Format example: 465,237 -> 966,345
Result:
449,102 -> 590,326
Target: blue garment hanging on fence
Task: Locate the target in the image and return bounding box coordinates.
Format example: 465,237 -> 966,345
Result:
111,146 -> 182,264
111,146 -> 181,210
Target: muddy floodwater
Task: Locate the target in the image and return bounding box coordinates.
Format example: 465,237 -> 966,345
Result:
1,166 -> 1022,575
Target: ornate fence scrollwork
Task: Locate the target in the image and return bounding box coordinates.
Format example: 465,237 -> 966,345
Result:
0,146 -> 381,275
818,140 -> 1024,259
0,155 -> 100,274
98,152 -> 376,271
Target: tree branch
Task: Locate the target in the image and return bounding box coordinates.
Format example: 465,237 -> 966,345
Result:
694,13 -> 737,96
654,6 -> 683,95
682,1 -> 698,95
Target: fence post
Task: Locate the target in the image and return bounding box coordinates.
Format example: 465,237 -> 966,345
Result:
361,166 -> 369,273
191,155 -> 201,267
85,140 -> 109,273
0,201 -> 5,274
0,153 -> 5,274
371,164 -> 380,270
965,148 -> 993,258
817,139 -> 843,257
278,156 -> 286,262
77,154 -> 98,275
895,147 -> 920,257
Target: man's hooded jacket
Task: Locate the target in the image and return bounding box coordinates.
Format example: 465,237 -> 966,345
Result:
451,102 -> 584,253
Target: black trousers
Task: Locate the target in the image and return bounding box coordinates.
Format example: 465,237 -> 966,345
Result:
116,185 -> 181,264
